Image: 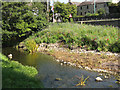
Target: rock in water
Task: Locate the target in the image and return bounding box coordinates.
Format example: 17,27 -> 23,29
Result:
8,54 -> 12,59
95,77 -> 103,82
55,78 -> 62,81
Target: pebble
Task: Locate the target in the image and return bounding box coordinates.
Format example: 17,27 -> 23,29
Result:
56,59 -> 60,62
63,62 -> 67,64
8,54 -> 12,59
99,73 -> 103,76
85,67 -> 91,71
55,78 -> 62,81
60,63 -> 63,66
104,76 -> 109,79
95,77 -> 103,82
67,62 -> 71,65
78,65 -> 83,69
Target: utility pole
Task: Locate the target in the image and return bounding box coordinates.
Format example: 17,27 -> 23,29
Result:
94,0 -> 96,14
53,0 -> 55,23
47,0 -> 49,22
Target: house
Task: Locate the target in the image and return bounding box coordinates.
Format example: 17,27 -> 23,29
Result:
77,0 -> 110,16
68,0 -> 81,6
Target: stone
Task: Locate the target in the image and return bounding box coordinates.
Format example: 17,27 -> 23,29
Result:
99,73 -> 103,76
85,67 -> 91,71
56,59 -> 60,62
104,76 -> 109,79
63,62 -> 67,64
60,63 -> 63,66
18,42 -> 25,48
8,54 -> 12,59
95,77 -> 103,82
55,78 -> 62,81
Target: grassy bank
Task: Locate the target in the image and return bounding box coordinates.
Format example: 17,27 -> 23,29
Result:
24,23 -> 119,53
1,53 -> 43,88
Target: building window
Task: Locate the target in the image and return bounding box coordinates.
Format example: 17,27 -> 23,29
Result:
85,12 -> 86,15
81,12 -> 82,15
81,7 -> 82,10
104,3 -> 106,7
87,5 -> 89,9
95,5 -> 97,8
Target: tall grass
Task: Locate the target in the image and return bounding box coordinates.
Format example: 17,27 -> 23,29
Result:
27,23 -> 119,52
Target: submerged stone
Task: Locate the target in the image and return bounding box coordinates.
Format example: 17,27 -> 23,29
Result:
95,77 -> 103,82
55,78 -> 62,81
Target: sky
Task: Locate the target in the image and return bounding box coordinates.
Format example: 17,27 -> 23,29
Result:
50,0 -> 86,5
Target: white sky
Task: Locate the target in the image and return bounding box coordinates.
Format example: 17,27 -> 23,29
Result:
50,0 -> 85,5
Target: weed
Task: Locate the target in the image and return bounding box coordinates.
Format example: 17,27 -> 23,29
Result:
24,23 -> 119,53
75,75 -> 89,86
25,39 -> 38,54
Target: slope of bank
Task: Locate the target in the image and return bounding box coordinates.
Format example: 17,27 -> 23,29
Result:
1,53 -> 43,88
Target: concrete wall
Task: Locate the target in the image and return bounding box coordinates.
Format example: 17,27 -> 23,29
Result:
81,20 -> 120,28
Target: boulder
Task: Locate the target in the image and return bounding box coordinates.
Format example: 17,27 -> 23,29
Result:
95,77 -> 103,82
55,78 -> 62,81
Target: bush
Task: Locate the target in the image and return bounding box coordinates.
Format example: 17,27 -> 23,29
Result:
24,23 -> 119,53
2,2 -> 48,46
25,39 -> 38,53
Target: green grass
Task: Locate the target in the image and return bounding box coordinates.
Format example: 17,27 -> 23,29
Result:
0,53 -> 43,88
25,23 -> 120,52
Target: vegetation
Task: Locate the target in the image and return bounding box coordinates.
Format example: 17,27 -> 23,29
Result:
75,75 -> 89,87
25,39 -> 38,53
1,53 -> 43,88
25,23 -> 119,53
49,1 -> 77,22
2,2 -> 48,46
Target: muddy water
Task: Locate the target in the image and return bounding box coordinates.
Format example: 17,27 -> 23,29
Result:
2,47 -> 119,88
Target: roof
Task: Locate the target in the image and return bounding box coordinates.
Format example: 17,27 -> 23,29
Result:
78,1 -> 93,6
78,0 -> 109,6
71,2 -> 81,6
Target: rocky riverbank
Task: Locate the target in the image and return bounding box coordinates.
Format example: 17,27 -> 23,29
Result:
17,42 -> 120,83
36,43 -> 120,75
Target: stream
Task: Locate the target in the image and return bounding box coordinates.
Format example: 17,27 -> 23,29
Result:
2,47 -> 119,88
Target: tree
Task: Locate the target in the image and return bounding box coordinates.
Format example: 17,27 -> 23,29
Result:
2,2 -> 48,46
51,1 -> 77,22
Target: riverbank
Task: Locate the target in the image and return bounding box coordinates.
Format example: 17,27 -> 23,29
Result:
1,53 -> 43,88
36,43 -> 119,76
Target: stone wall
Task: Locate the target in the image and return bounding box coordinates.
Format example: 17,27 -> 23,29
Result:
80,20 -> 120,28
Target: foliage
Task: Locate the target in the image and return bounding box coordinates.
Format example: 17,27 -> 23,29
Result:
0,53 -> 43,88
97,8 -> 106,16
75,75 -> 89,86
24,23 -> 119,53
85,13 -> 99,17
25,39 -> 38,53
50,1 -> 77,22
2,2 -> 48,46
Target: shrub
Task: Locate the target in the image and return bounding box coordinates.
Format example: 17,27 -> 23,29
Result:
2,2 -> 48,46
25,39 -> 38,53
24,23 -> 119,53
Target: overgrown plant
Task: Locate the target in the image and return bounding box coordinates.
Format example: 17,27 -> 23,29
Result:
25,39 -> 38,53
75,75 -> 89,86
25,23 -> 119,53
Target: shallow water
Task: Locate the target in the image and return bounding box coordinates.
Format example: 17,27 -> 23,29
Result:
2,47 -> 119,88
